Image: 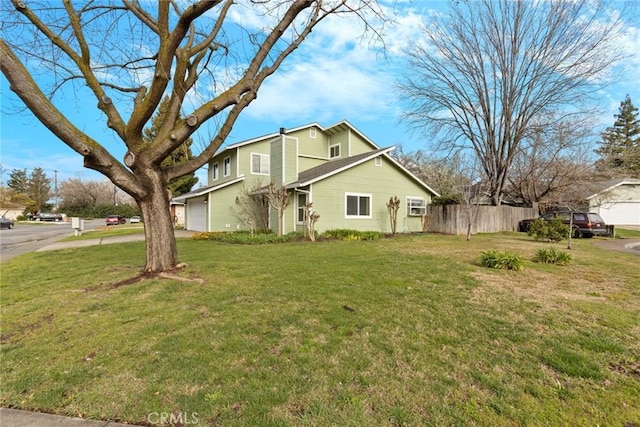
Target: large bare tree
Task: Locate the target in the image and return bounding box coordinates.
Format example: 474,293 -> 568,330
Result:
1,0 -> 382,273
507,117 -> 595,207
399,0 -> 626,205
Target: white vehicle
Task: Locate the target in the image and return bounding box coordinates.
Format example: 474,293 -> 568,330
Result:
130,215 -> 142,224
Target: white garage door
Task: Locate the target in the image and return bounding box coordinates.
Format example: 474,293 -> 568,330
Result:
596,202 -> 640,225
186,198 -> 207,231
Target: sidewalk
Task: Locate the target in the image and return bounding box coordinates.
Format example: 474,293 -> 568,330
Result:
35,230 -> 195,252
0,408 -> 144,427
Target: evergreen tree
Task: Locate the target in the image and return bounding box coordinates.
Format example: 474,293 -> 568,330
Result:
7,168 -> 29,194
143,97 -> 199,197
595,95 -> 640,177
28,167 -> 51,212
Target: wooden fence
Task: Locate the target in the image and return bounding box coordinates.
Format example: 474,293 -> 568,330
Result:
425,205 -> 537,235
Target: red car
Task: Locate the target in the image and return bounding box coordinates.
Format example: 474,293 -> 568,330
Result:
106,215 -> 126,226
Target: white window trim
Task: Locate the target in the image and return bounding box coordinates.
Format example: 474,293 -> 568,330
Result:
375,157 -> 382,167
310,128 -> 317,138
406,196 -> 426,216
250,152 -> 270,175
345,192 -> 372,219
329,143 -> 341,159
223,156 -> 231,177
212,162 -> 219,181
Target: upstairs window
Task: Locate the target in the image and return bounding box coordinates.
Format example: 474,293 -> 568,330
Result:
223,156 -> 231,177
329,144 -> 341,159
407,197 -> 426,216
310,128 -> 317,138
251,153 -> 270,175
212,163 -> 219,180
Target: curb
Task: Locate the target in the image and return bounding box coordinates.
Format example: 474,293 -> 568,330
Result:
0,408 -> 144,427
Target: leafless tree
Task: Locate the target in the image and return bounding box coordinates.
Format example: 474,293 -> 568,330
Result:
267,183 -> 289,237
507,117 -> 596,207
386,195 -> 400,235
60,178 -> 134,208
1,0 -> 384,273
303,202 -> 319,241
233,180 -> 269,235
455,159 -> 483,241
399,0 -> 626,206
391,146 -> 467,203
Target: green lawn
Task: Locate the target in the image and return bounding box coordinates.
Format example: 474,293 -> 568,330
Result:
1,233 -> 639,426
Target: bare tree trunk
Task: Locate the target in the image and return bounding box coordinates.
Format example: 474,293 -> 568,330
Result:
567,215 -> 574,250
138,176 -> 178,273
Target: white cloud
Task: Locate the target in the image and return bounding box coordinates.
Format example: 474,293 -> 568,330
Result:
243,58 -> 392,123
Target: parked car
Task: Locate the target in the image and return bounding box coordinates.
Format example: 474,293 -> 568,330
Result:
33,212 -> 63,222
0,216 -> 15,229
106,215 -> 127,226
519,211 -> 608,238
130,215 -> 142,224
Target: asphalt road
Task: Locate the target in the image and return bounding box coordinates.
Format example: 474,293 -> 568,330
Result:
0,219 -> 103,263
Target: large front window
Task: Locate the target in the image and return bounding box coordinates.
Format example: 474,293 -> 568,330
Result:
346,193 -> 371,218
251,153 -> 270,175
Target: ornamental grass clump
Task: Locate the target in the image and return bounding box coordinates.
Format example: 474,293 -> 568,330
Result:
478,250 -> 525,271
533,247 -> 573,265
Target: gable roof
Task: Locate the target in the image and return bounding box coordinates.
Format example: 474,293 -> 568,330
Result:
286,147 -> 440,197
218,120 -> 380,154
174,177 -> 244,201
584,178 -> 640,200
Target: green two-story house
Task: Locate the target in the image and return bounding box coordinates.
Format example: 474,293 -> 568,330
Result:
178,121 -> 439,233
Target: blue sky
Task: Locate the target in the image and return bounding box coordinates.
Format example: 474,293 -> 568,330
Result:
1,1 -> 639,187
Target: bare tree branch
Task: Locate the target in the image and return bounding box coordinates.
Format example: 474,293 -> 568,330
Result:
399,0 -> 626,205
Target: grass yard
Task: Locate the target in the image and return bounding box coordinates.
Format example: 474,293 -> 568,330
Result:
1,232 -> 639,426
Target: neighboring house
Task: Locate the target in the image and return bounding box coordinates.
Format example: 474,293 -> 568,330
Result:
586,178 -> 640,226
169,197 -> 186,226
0,202 -> 26,221
178,121 -> 439,234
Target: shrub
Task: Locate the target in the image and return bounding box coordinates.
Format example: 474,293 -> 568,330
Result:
527,217 -> 569,242
533,248 -> 573,265
478,250 -> 525,271
191,231 -> 304,244
322,229 -> 382,241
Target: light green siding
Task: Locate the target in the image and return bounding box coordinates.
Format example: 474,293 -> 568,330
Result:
270,139 -> 283,186
196,122 -> 435,234
270,136 -> 298,184
292,127 -> 330,158
207,150 -> 238,186
239,139 -> 273,179
209,182 -> 244,231
304,157 -> 431,233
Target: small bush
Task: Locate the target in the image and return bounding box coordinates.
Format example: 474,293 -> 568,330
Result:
322,229 -> 382,241
533,248 -> 573,265
191,231 -> 304,244
478,250 -> 524,271
527,217 -> 569,242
